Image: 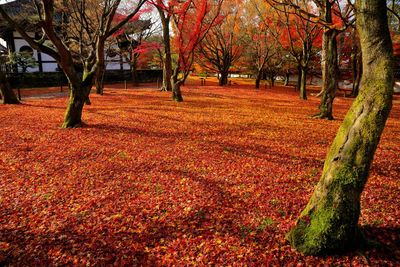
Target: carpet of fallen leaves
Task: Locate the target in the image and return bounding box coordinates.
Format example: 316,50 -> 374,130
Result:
0,84 -> 399,266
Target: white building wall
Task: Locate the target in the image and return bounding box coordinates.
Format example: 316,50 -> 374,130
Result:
13,37 -> 40,72
42,63 -> 59,72
122,62 -> 130,70
11,31 -> 132,72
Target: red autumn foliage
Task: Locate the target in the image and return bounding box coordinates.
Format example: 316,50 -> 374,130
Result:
0,83 -> 399,265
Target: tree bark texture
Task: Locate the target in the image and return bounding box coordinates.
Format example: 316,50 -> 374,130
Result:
62,84 -> 92,128
255,70 -> 263,89
315,1 -> 340,120
352,44 -> 362,97
284,71 -> 290,86
299,66 -> 307,100
0,69 -> 19,104
316,30 -> 339,119
287,0 -> 393,255
95,67 -> 105,95
158,9 -> 172,92
219,71 -> 229,86
131,55 -> 139,87
171,68 -> 183,102
270,76 -> 275,88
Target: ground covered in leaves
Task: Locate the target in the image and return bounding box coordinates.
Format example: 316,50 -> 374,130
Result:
1,84 -> 399,266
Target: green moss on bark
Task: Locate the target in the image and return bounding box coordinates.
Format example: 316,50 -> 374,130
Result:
288,164 -> 364,255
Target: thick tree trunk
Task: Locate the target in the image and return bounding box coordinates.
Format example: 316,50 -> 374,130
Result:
219,71 -> 229,86
62,85 -> 92,128
62,70 -> 95,128
172,82 -> 183,102
0,70 -> 19,104
299,67 -> 307,100
287,0 -> 393,255
171,68 -> 183,102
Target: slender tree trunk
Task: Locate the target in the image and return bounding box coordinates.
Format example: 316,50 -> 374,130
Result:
352,46 -> 362,97
287,0 -> 393,255
284,71 -> 290,86
296,65 -> 301,92
162,51 -> 172,91
158,9 -> 172,92
0,69 -> 19,104
131,55 -> 139,87
270,76 -> 275,88
95,67 -> 105,95
313,1 -> 340,119
308,72 -> 314,85
255,70 -> 262,89
314,30 -> 339,119
299,67 -> 307,100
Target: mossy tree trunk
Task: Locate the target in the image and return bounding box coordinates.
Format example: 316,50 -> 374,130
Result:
287,0 -> 394,255
314,2 -> 339,120
62,69 -> 96,128
62,84 -> 92,128
0,69 -> 19,104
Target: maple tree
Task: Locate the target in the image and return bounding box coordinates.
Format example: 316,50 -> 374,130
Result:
244,0 -> 295,89
388,0 -> 400,31
275,3 -> 322,99
115,16 -> 158,86
312,0 -> 354,119
151,0 -> 224,101
196,0 -> 245,86
150,0 -> 174,92
0,0 -> 147,128
287,0 -> 395,254
268,0 -> 354,118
